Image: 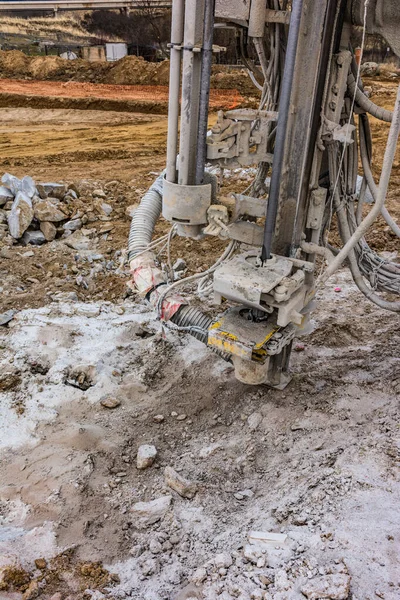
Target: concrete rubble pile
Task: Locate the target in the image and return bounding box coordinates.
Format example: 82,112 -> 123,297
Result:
0,172 -> 113,246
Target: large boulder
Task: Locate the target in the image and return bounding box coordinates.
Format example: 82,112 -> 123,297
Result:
0,185 -> 13,207
7,191 -> 33,239
34,199 -> 67,222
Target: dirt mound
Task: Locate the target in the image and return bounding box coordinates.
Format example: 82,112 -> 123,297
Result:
0,49 -> 30,76
105,55 -> 170,86
28,55 -> 66,79
0,50 -> 256,95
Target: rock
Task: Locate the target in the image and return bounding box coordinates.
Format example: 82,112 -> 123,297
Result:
0,247 -> 13,259
243,545 -> 262,565
247,412 -> 262,431
65,364 -> 97,390
301,573 -> 351,600
22,580 -> 39,600
176,413 -> 187,421
63,218 -> 82,232
214,553 -> 233,569
0,310 -> 16,326
50,594 -> 62,600
199,442 -> 222,458
64,231 -> 92,251
36,183 -> 48,199
22,230 -> 46,246
2,172 -> 21,195
75,305 -> 100,317
173,258 -> 187,272
93,188 -> 106,198
153,414 -> 165,423
101,396 -> 121,409
164,466 -> 197,499
141,558 -> 158,576
40,182 -> 66,199
68,183 -> 80,197
21,175 -> 37,198
149,539 -> 162,554
34,199 -> 66,222
40,221 -> 57,241
101,203 -> 113,216
137,444 -> 157,470
191,567 -> 207,585
130,495 -> 172,528
65,189 -> 78,200
35,558 -> 47,570
0,185 -> 13,206
125,204 -> 137,218
7,192 -> 33,238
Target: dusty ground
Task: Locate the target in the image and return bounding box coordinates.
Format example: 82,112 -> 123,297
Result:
0,75 -> 399,600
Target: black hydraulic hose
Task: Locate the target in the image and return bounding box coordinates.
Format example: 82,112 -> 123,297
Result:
261,0 -> 304,262
195,0 -> 215,185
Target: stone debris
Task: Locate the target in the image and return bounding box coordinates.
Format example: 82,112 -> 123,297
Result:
247,411 -> 263,431
7,192 -> 34,238
0,185 -> 13,206
301,573 -> 351,599
130,495 -> 172,528
65,364 -> 97,390
164,466 -> 197,499
153,414 -> 165,423
22,230 -> 46,245
214,553 -> 233,569
40,221 -> 57,241
0,310 -> 16,326
100,396 -> 121,409
248,531 -> 287,546
0,172 -> 111,247
137,444 -> 158,469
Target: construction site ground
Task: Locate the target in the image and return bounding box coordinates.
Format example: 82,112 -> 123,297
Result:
0,67 -> 399,600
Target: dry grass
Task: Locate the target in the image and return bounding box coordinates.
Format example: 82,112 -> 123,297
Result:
0,13 -> 122,42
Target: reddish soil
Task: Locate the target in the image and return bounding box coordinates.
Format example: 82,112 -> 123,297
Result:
0,78 -> 246,113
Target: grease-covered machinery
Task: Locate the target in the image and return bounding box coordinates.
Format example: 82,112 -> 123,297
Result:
128,0 -> 400,387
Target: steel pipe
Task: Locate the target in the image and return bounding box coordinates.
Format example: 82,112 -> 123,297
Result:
166,0 -> 185,183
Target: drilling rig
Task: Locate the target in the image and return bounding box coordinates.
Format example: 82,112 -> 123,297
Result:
128,0 -> 400,387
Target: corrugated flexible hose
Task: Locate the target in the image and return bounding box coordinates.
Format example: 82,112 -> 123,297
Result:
128,175 -> 228,358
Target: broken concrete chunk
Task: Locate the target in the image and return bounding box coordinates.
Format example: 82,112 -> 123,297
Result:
130,495 -> 172,528
137,444 -> 157,470
93,188 -> 106,198
164,466 -> 197,499
40,221 -> 57,242
0,185 -> 13,206
7,192 -> 33,239
301,573 -> 351,600
34,199 -> 66,222
22,230 -> 46,246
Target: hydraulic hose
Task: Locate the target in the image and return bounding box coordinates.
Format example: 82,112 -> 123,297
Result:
347,72 -> 393,123
128,175 -> 229,357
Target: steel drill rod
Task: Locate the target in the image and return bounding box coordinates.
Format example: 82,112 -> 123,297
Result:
261,0 -> 304,262
195,0 -> 215,185
166,0 -> 185,183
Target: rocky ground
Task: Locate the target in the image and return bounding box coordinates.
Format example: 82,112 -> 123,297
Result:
0,79 -> 399,600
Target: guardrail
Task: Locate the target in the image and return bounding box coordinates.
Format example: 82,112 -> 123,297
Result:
0,0 -> 171,11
